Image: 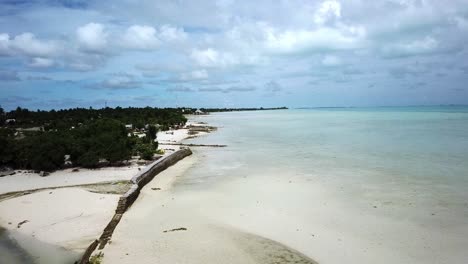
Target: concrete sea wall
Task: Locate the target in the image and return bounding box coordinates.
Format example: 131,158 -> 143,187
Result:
78,148 -> 192,263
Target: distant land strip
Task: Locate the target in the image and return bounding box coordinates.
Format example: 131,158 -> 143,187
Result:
200,107 -> 287,112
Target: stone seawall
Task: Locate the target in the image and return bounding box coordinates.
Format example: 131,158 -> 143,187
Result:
79,148 -> 193,263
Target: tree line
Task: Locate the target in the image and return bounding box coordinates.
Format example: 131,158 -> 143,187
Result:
0,106 -> 187,171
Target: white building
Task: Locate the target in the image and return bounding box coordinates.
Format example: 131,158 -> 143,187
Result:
5,119 -> 16,125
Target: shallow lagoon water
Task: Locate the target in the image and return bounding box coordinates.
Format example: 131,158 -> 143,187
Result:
175,107 -> 468,263
0,227 -> 79,264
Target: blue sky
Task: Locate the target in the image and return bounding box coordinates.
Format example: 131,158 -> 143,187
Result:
1,0 -> 468,110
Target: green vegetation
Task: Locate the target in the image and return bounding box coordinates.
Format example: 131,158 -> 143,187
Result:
0,106 -> 187,171
89,252 -> 104,264
4,106 -> 187,130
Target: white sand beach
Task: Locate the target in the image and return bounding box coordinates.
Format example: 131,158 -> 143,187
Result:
0,124 -> 196,263
0,188 -> 119,250
0,166 -> 141,194
98,157 -> 468,264
101,155 -> 317,264
157,128 -> 191,144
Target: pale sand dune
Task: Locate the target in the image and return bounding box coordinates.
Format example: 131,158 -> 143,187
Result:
0,188 -> 118,251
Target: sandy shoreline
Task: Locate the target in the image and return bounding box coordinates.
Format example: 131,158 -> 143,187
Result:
100,154 -> 317,264
97,116 -> 320,264
0,119 -> 207,263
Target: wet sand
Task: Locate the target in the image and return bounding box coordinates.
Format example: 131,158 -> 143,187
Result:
101,155 -> 317,264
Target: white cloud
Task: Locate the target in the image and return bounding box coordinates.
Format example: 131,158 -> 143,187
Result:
264,27 -> 364,54
70,62 -> 96,72
0,33 -> 59,57
122,25 -> 160,50
180,69 -> 208,80
453,17 -> 468,31
12,33 -> 58,57
76,23 -> 108,52
122,24 -> 186,50
265,80 -> 282,92
322,55 -> 341,66
0,33 -> 10,55
224,20 -> 366,57
190,48 -> 238,67
158,25 -> 187,42
167,86 -> 194,92
191,48 -> 218,66
29,57 -> 54,67
314,0 -> 341,25
99,73 -> 140,89
382,36 -> 439,58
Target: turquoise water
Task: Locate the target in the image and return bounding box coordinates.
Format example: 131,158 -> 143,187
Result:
177,106 -> 468,263
187,107 -> 468,194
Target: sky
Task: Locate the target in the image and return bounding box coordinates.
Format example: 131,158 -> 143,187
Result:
1,0 -> 468,110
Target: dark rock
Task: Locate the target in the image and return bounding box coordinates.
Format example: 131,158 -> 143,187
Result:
72,168 -> 79,172
151,187 -> 161,191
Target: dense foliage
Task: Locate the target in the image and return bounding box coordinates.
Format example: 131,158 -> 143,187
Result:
4,106 -> 187,130
0,106 -> 186,171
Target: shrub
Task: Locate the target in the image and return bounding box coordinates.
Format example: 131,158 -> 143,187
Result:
155,149 -> 165,155
89,252 -> 103,264
139,145 -> 154,160
77,151 -> 99,168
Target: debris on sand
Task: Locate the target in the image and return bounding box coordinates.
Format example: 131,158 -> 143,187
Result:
163,227 -> 187,233
17,220 -> 29,228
